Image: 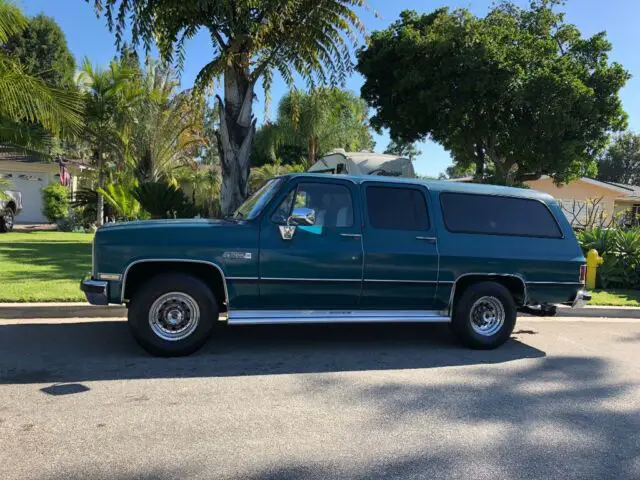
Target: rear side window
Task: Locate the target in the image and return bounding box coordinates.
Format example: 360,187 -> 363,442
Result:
440,192 -> 562,238
366,186 -> 429,231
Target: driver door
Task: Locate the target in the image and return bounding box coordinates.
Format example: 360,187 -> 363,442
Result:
258,178 -> 363,309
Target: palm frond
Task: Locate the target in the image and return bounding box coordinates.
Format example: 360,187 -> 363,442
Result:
0,0 -> 27,44
0,57 -> 83,136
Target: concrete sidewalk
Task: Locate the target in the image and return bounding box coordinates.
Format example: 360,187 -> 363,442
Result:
0,302 -> 638,320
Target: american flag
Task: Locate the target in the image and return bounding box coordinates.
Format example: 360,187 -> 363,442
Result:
59,160 -> 71,186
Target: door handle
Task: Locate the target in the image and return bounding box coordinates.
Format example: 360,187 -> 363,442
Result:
416,236 -> 437,243
340,233 -> 362,238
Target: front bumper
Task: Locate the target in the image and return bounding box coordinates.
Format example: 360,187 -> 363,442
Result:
80,279 -> 109,306
571,289 -> 592,308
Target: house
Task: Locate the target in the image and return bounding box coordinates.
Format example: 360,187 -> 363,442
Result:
450,175 -> 640,227
527,176 -> 640,227
0,147 -> 88,223
307,149 -> 416,177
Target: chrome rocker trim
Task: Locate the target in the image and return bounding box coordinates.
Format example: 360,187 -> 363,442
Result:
227,310 -> 450,325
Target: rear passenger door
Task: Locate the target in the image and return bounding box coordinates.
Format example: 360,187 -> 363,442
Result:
361,183 -> 439,309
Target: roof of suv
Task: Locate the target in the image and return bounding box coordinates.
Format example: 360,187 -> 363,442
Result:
285,173 -> 555,201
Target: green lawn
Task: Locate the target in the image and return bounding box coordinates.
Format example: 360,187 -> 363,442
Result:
2,231 -> 640,307
0,231 -> 93,302
589,289 -> 640,307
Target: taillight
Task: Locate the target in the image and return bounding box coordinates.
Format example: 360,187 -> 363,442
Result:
579,265 -> 586,284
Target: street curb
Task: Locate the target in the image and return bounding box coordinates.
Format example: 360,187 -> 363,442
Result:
0,302 -> 638,320
555,306 -> 640,319
0,303 -> 126,319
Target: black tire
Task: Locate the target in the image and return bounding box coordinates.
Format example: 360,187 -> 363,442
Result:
450,281 -> 517,350
128,273 -> 219,357
0,208 -> 13,233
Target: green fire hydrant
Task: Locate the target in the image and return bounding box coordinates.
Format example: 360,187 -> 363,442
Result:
586,249 -> 603,290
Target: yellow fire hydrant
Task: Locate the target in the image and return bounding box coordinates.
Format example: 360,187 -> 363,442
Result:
586,249 -> 603,290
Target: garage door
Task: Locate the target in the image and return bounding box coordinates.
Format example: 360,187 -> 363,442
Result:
7,172 -> 50,223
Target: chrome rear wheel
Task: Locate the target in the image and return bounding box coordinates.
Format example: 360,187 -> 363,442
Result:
469,296 -> 505,337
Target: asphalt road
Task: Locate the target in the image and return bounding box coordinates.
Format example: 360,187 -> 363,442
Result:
1,317 -> 639,480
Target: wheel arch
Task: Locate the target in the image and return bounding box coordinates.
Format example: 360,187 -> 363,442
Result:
121,259 -> 229,310
448,273 -> 527,314
3,201 -> 16,213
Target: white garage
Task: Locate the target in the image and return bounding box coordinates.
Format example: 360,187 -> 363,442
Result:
0,149 -> 84,224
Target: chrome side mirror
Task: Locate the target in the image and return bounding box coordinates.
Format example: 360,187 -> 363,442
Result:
288,207 -> 316,226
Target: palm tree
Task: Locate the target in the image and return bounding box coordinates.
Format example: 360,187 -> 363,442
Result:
127,61 -> 207,184
0,0 -> 82,152
272,88 -> 373,165
75,58 -> 136,225
0,177 -> 11,200
249,161 -> 305,193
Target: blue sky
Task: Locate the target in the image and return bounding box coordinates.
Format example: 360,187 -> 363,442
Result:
20,0 -> 640,176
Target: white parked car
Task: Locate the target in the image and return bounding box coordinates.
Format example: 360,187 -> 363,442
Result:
0,190 -> 22,232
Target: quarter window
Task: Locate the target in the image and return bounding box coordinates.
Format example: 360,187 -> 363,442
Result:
271,182 -> 354,228
366,186 -> 430,231
440,192 -> 562,238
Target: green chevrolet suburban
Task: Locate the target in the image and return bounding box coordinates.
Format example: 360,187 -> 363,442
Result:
82,174 -> 589,356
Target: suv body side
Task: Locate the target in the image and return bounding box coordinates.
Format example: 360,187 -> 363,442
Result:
431,188 -> 584,310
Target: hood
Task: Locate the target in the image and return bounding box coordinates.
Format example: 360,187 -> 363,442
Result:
98,218 -> 234,232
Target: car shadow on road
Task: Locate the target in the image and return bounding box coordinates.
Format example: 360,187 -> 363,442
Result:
0,320 -> 545,385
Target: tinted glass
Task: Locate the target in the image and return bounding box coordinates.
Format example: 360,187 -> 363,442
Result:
440,192 -> 562,238
272,182 -> 354,228
366,186 -> 429,231
233,178 -> 284,220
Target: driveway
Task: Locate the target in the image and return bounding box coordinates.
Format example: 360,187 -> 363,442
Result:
0,317 -> 639,479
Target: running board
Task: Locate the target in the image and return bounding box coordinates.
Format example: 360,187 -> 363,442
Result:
227,310 -> 451,325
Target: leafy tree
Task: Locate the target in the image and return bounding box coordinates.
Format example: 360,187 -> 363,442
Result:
357,1 -> 630,185
272,88 -> 374,165
598,132 -> 640,185
251,123 -> 307,167
89,0 -> 365,214
4,14 -> 76,88
0,0 -> 82,153
384,139 -> 421,160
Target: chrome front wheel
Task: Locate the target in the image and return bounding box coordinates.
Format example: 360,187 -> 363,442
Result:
148,292 -> 201,341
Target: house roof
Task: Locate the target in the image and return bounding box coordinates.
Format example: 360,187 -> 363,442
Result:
448,175 -> 640,198
0,145 -> 90,168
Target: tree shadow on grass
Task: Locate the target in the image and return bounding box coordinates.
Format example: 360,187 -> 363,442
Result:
0,322 -> 544,385
0,242 -> 91,282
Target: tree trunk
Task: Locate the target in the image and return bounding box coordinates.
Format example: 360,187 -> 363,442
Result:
96,148 -> 105,226
217,64 -> 257,216
308,137 -> 317,166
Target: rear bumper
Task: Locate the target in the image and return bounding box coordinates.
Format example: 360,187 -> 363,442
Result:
571,290 -> 592,308
80,279 -> 109,306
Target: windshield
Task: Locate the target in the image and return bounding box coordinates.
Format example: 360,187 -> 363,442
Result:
231,178 -> 285,220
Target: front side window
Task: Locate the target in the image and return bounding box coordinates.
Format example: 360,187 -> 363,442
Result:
366,186 -> 430,231
232,178 -> 284,220
271,182 -> 354,227
440,192 -> 562,238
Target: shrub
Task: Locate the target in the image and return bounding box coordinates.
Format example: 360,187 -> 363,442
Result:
41,183 -> 69,222
132,182 -> 196,219
56,207 -> 87,232
575,227 -> 615,256
96,183 -> 140,221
